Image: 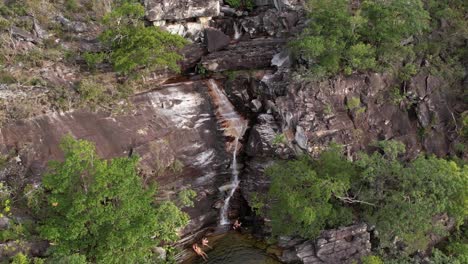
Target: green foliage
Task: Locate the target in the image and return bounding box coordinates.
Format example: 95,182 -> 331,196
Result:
461,112 -> 468,140
265,139 -> 467,256
39,135 -> 189,263
82,52 -> 106,71
398,63 -> 418,81
0,181 -> 12,217
177,189 -> 196,208
95,2 -> 187,75
11,253 -> 29,264
169,159 -> 184,174
266,144 -> 356,238
65,0 -> 79,12
360,255 -> 384,264
272,133 -> 286,146
48,254 -> 87,264
353,140 -> 468,252
0,70 -> 17,84
226,0 -> 254,10
292,0 -> 429,77
346,97 -> 361,110
430,225 -> 468,264
23,184 -> 44,214
76,77 -> 113,109
346,97 -> 366,115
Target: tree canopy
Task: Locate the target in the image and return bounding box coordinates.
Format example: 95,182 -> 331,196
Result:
266,144 -> 356,238
39,135 -> 189,263
262,141 -> 468,255
88,1 -> 187,75
291,0 -> 429,77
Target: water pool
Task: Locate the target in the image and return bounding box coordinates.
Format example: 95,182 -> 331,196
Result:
185,232 -> 282,264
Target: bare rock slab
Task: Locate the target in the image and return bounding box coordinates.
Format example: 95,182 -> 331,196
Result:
145,0 -> 220,21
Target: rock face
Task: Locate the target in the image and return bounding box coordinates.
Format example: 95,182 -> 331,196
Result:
205,28 -> 231,53
280,224 -> 372,264
201,38 -> 286,71
0,81 -> 235,240
144,0 -> 220,21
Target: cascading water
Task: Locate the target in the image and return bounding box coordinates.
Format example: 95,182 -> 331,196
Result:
234,22 -> 242,40
220,137 -> 240,225
206,79 -> 248,226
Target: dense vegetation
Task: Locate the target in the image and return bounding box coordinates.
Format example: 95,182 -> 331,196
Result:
37,136 -> 189,263
87,1 -> 187,75
260,141 -> 467,261
292,0 -> 467,80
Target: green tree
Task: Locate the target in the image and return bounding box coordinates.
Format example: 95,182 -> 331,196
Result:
353,140 -> 468,252
292,0 -> 429,77
39,135 -> 189,263
266,144 -> 356,238
94,1 -> 187,75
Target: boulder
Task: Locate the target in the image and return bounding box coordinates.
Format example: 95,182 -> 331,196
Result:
0,217 -> 10,231
145,0 -> 220,21
281,224 -> 372,264
205,28 -> 231,53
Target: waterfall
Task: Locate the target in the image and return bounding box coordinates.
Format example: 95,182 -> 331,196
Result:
220,137 -> 240,225
206,79 -> 248,226
234,22 -> 242,40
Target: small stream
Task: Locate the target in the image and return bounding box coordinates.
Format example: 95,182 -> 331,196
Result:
185,232 -> 282,264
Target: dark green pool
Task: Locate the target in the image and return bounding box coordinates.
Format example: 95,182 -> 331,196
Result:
186,232 -> 282,264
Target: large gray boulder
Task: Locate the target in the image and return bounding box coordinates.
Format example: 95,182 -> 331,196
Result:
144,0 -> 220,21
205,28 -> 231,53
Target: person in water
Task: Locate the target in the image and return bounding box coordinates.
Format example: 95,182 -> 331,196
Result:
233,219 -> 242,230
192,243 -> 208,261
202,237 -> 212,249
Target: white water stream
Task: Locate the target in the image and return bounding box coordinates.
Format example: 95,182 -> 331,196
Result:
206,79 -> 247,226
220,137 -> 240,225
234,22 -> 242,40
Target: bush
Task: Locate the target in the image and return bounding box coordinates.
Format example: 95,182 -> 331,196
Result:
39,135 -> 189,263
292,0 -> 429,77
94,2 -> 187,75
226,0 -> 254,10
361,255 -> 384,264
11,253 -> 29,264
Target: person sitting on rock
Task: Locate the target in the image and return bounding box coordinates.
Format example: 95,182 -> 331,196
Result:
202,237 -> 212,249
192,243 -> 208,261
233,219 -> 242,230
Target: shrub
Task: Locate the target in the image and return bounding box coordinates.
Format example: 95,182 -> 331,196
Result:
361,255 -> 384,264
226,0 -> 254,10
11,253 -> 29,264
178,189 -> 196,207
82,52 -> 106,71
